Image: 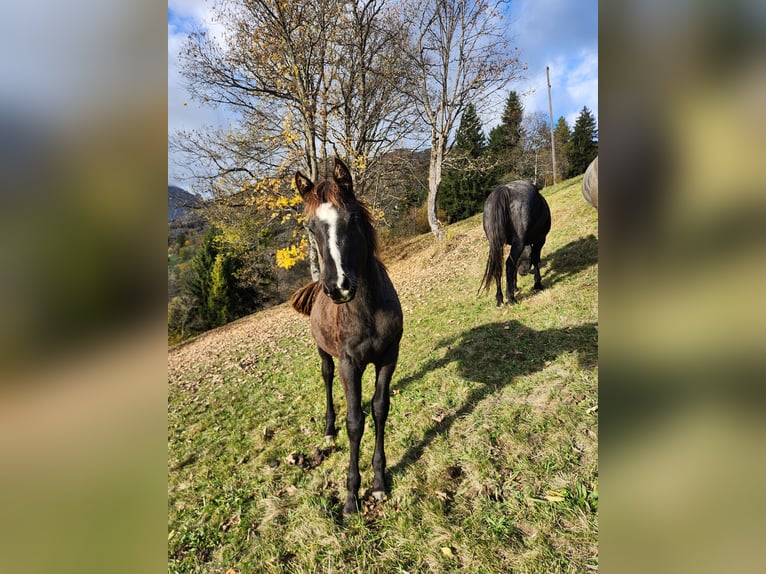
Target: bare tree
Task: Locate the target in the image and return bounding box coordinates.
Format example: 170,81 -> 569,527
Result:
332,0 -> 421,194
173,0 -> 419,278
519,111 -> 553,186
402,0 -> 524,240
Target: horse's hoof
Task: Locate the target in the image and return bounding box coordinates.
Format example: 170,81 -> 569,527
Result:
371,490 -> 386,502
342,500 -> 359,517
324,435 -> 335,446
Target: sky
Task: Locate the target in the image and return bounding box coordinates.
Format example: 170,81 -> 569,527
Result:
168,0 -> 598,185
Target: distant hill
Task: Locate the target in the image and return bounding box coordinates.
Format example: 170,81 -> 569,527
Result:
168,185 -> 202,223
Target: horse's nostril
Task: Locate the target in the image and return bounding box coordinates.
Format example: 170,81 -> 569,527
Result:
339,276 -> 350,291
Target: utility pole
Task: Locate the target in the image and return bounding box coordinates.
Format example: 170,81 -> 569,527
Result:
547,66 -> 557,185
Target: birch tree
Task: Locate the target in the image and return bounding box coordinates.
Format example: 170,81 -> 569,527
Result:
402,0 -> 524,240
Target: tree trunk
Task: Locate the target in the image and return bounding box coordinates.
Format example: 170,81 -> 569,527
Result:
308,232 -> 320,281
427,142 -> 445,242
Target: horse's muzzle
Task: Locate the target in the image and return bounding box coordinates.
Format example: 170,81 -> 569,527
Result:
323,282 -> 356,304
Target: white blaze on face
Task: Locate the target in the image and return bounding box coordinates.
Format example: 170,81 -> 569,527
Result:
314,202 -> 348,296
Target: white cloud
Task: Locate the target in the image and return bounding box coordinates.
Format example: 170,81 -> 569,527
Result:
564,49 -> 598,126
503,0 -> 597,129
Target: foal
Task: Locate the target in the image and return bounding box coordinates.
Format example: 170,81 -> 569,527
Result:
290,159 -> 403,516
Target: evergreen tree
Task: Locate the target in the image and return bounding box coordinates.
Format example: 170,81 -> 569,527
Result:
186,229 -> 217,330
179,228 -> 258,336
568,106 -> 598,176
439,104 -> 493,222
208,253 -> 232,327
453,103 -> 486,156
488,91 -> 523,152
553,116 -> 572,181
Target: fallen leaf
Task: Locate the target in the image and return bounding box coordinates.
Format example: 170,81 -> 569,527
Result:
440,546 -> 454,559
544,489 -> 566,502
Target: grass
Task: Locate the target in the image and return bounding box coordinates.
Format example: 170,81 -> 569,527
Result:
168,175 -> 598,573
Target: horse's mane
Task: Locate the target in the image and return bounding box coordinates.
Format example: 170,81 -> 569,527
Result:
290,281 -> 321,315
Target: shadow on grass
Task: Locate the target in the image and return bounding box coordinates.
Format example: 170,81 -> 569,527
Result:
388,320 -> 598,479
541,234 -> 599,288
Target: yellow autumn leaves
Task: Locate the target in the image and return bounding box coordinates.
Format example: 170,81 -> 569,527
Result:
275,237 -> 308,270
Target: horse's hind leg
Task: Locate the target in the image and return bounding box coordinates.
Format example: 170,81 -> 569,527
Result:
531,243 -> 545,292
506,240 -> 524,304
371,345 -> 399,499
318,347 -> 336,443
494,271 -> 503,307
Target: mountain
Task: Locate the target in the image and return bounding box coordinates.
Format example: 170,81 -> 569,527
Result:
168,185 -> 202,222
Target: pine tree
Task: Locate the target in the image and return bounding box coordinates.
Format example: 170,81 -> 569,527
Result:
186,229 -> 217,330
208,253 -> 232,327
488,91 -> 523,153
568,106 -> 598,176
453,104 -> 486,157
439,104 -> 493,222
487,91 -> 524,180
180,228 -> 258,336
553,116 -> 572,181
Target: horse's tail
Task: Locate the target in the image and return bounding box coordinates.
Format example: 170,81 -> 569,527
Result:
290,281 -> 321,316
479,188 -> 509,295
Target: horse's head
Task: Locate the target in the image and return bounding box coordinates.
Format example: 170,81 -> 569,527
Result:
295,158 -> 373,304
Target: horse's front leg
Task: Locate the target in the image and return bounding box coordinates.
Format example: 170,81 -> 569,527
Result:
318,347 -> 336,443
371,346 -> 399,499
339,355 -> 364,516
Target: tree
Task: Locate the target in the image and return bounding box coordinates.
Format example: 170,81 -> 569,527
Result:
333,0 -> 420,193
452,104 -> 487,155
552,116 -> 572,181
487,90 -> 524,181
439,104 -> 493,221
568,106 -> 598,176
181,229 -> 260,336
173,0 -> 420,281
517,111 -> 553,186
402,0 -> 524,240
488,91 -> 524,154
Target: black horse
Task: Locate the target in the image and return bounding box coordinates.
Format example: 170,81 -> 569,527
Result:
290,159 -> 403,516
479,181 -> 551,306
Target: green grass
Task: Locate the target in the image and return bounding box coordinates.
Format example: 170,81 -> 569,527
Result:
168,175 -> 598,573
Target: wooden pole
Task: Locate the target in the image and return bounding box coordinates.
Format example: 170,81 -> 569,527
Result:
547,66 -> 557,185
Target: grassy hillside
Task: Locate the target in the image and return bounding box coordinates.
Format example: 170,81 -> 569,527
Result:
168,175 -> 598,573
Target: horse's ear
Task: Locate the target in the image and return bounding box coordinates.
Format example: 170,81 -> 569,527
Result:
295,171 -> 313,198
333,158 -> 354,195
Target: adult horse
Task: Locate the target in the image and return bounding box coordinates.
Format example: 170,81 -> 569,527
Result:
290,159 -> 403,516
582,156 -> 598,209
480,180 -> 551,306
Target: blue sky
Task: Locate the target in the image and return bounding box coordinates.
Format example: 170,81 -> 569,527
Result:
168,0 -> 597,184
